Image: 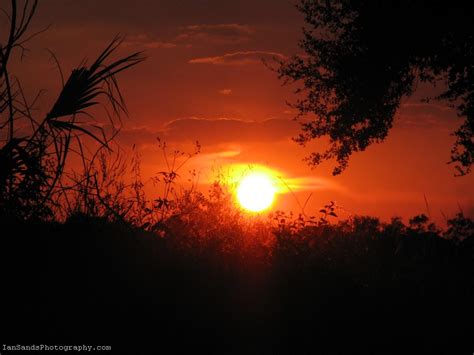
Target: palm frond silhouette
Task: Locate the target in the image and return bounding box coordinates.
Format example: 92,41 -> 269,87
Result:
0,0 -> 144,220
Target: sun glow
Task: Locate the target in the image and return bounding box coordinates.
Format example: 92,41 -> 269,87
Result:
237,172 -> 276,212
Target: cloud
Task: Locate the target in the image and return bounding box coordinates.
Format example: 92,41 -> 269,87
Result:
218,89 -> 232,95
108,125 -> 161,147
122,34 -> 177,49
188,51 -> 286,66
143,42 -> 177,49
177,24 -> 253,44
396,102 -> 459,129
120,24 -> 255,50
163,117 -> 299,145
283,176 -> 344,192
193,150 -> 242,166
105,117 -> 299,149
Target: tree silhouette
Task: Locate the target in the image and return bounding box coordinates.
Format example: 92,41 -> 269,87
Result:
278,0 -> 474,176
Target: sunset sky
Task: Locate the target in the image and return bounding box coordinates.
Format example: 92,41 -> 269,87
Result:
11,0 -> 474,223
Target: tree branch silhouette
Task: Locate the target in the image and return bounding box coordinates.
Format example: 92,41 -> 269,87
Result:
278,0 -> 474,176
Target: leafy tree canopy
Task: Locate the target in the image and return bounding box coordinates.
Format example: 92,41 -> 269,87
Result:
278,0 -> 474,175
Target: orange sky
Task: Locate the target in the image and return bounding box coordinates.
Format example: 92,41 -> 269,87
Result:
9,0 -> 474,224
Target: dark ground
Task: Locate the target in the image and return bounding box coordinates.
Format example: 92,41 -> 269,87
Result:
2,215 -> 473,354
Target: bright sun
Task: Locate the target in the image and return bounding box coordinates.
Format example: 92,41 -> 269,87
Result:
237,172 -> 276,212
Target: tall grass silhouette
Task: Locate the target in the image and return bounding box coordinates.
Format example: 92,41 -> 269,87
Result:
0,1 -> 144,220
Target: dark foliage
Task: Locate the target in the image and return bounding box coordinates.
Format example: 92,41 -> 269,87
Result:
278,0 -> 474,175
0,1 -> 144,220
2,214 -> 473,354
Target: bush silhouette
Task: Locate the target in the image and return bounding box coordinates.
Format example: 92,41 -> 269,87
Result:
2,190 -> 473,353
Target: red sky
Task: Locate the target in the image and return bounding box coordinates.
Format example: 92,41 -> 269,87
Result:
9,0 -> 474,224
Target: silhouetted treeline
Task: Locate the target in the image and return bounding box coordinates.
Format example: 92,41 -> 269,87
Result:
2,211 -> 473,354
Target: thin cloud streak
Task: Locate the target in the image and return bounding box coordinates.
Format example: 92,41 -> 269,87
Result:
189,51 -> 286,65
122,33 -> 177,49
177,23 -> 254,44
162,117 -> 299,145
218,89 -> 232,95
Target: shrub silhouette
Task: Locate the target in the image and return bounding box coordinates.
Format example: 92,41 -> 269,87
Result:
2,201 -> 473,353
